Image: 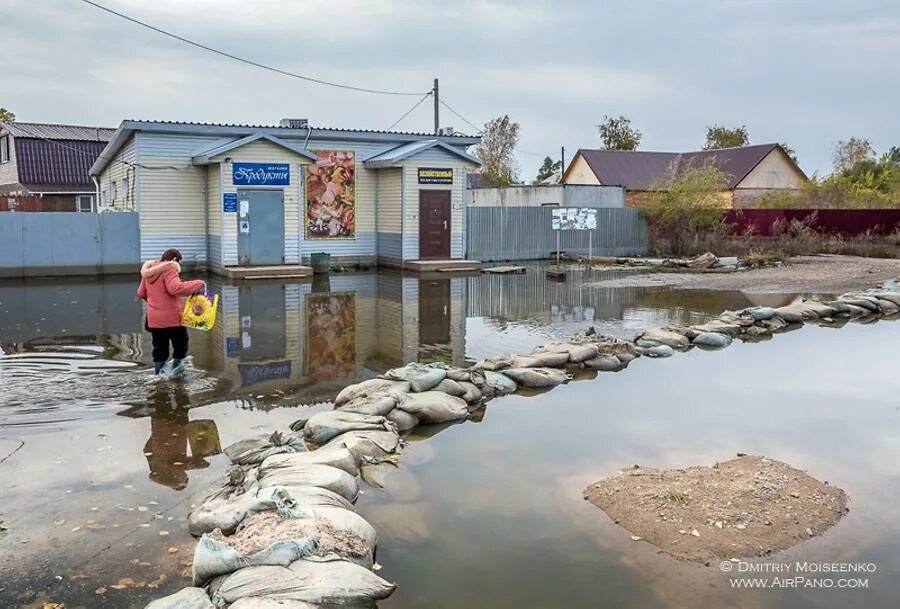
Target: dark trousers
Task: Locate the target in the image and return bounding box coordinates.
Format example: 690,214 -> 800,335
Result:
150,326 -> 189,362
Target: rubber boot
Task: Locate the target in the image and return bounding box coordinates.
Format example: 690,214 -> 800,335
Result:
153,361 -> 166,375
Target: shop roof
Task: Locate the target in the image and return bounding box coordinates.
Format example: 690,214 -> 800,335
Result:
91,120 -> 480,175
192,133 -> 317,164
363,139 -> 481,168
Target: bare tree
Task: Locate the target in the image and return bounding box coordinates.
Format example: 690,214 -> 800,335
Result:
597,115 -> 641,150
832,137 -> 874,174
475,115 -> 520,185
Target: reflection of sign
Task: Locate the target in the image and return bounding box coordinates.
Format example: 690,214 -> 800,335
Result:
418,167 -> 453,185
239,360 -> 292,386
306,150 -> 356,239
223,192 -> 238,212
226,337 -> 240,358
551,207 -> 597,230
239,220 -> 250,234
233,163 -> 290,186
306,292 -> 356,380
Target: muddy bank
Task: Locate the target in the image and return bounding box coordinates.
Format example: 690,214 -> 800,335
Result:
587,255 -> 900,293
584,456 -> 848,563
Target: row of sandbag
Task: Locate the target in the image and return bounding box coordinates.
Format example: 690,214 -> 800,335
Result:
633,287 -> 900,355
148,428 -> 401,608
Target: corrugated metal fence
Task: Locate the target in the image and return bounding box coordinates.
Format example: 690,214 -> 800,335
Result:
0,212 -> 140,278
467,206 -> 648,261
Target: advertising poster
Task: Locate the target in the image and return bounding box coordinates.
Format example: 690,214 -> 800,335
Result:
306,150 -> 356,239
306,293 -> 356,380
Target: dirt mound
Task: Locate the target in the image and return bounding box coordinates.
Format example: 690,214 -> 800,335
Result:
584,455 -> 848,563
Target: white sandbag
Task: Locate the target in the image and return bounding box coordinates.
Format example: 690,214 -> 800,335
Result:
322,430 -> 402,462
774,303 -> 819,323
228,598 -> 320,609
302,506 -> 377,551
636,328 -> 690,350
526,350 -> 570,367
258,464 -> 359,502
444,367 -> 487,385
457,381 -> 482,403
484,370 -> 517,395
743,306 -> 775,321
615,351 -> 639,364
839,294 -> 881,312
145,587 -> 215,609
336,393 -> 398,416
583,355 -> 625,371
433,378 -> 467,397
472,355 -> 517,371
689,319 -> 743,336
873,291 -> 900,306
192,534 -> 316,587
396,391 -> 469,423
500,367 -> 569,388
692,332 -> 733,349
188,490 -> 269,537
536,342 -> 599,363
386,408 -> 419,432
260,447 -> 359,478
256,485 -> 355,512
224,432 -> 306,466
302,411 -> 393,445
334,378 -> 410,407
381,363 -> 446,392
801,300 -> 837,318
211,558 -> 395,607
637,344 -> 675,358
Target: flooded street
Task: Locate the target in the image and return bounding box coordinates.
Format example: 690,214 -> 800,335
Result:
1,266 -> 896,608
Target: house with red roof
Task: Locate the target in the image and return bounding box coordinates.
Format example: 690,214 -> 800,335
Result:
561,144 -> 807,208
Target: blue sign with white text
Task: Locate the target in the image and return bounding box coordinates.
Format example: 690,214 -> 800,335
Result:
223,192 -> 238,212
232,163 -> 291,186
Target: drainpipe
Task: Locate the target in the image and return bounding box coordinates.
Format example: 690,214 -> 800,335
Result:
92,176 -> 100,212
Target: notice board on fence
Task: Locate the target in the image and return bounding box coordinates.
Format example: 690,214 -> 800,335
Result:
551,207 -> 597,230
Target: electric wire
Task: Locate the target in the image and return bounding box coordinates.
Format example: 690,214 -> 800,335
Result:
386,93 -> 433,131
438,98 -> 482,133
77,0 -> 428,97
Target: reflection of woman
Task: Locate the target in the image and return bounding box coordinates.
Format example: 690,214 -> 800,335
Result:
142,386 -> 211,490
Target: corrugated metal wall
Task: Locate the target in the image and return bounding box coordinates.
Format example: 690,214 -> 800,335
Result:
0,212 -> 140,277
466,206 -> 648,261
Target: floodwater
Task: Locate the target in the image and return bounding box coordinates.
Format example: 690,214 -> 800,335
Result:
0,265 -> 896,608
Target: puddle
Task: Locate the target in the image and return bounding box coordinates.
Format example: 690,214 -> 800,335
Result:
1,267 -> 894,608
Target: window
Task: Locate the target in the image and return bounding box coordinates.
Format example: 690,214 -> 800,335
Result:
120,178 -> 129,202
0,135 -> 9,164
109,180 -> 117,202
77,195 -> 94,213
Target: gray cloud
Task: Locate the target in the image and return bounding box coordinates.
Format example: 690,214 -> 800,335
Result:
1,0 -> 897,179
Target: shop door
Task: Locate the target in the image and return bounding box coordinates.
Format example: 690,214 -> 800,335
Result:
418,190 -> 451,259
237,189 -> 285,266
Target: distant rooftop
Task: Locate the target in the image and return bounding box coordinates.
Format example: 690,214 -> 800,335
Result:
1,121 -> 116,142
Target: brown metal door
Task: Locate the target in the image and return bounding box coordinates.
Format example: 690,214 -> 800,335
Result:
419,190 -> 451,259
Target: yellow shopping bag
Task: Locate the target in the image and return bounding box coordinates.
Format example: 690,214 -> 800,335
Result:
182,291 -> 219,331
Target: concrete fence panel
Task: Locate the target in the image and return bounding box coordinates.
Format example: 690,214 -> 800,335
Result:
466,206 -> 648,262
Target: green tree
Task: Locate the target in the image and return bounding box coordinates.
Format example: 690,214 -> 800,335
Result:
779,142 -> 799,164
597,115 -> 641,150
832,137 -> 874,173
642,161 -> 730,255
474,115 -> 520,186
703,124 -> 749,149
533,156 -> 562,184
0,107 -> 15,123
886,146 -> 900,167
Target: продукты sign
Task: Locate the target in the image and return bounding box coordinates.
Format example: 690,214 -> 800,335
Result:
233,163 -> 291,186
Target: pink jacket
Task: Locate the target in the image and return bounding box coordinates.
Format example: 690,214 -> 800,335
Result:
137,261 -> 205,329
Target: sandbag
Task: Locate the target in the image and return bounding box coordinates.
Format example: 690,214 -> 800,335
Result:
690,319 -> 743,336
457,381 -> 483,403
334,378 -> 410,407
483,370 -> 517,395
800,300 -> 837,318
385,408 -> 419,432
873,291 -> 900,306
692,332 -> 733,349
145,587 -> 215,609
774,303 -> 815,323
837,296 -> 879,313
500,367 -> 569,388
192,535 -> 316,587
189,490 -> 270,537
472,355 -> 517,371
583,355 -> 625,371
527,350 -> 570,367
336,393 -> 397,416
743,306 -> 775,321
322,430 -> 402,462
260,447 -> 359,478
396,391 -> 469,423
637,344 -> 675,358
444,367 -> 486,386
256,485 -> 355,512
258,464 -> 359,502
302,411 -> 393,445
432,378 -> 467,397
536,342 -> 599,363
228,598 -> 320,609
635,328 -> 690,350
224,432 -> 306,466
381,363 -> 446,392
211,558 -> 395,607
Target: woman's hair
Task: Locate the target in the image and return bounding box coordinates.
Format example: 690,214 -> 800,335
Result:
160,248 -> 183,262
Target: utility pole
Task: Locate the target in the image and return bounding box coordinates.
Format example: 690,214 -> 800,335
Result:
433,78 -> 440,135
561,146 -> 566,181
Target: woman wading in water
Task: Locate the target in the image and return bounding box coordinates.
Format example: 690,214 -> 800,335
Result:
137,248 -> 205,376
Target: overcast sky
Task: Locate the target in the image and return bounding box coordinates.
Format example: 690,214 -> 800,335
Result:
2,0 -> 898,179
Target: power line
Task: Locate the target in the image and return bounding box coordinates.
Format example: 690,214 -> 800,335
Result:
438,98 -> 482,133
77,0 -> 428,97
386,93 -> 433,131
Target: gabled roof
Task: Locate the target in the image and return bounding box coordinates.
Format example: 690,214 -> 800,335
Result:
567,144 -> 805,190
192,133 -> 317,164
2,121 -> 115,142
363,139 -> 480,168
